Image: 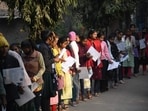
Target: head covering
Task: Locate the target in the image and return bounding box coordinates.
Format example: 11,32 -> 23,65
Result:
0,33 -> 9,47
69,31 -> 76,41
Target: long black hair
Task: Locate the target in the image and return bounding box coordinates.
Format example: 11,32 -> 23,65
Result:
57,37 -> 67,47
87,29 -> 97,38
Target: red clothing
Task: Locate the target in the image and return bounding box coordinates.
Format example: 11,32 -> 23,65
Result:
86,38 -> 102,80
66,49 -> 71,56
86,38 -> 102,52
86,38 -> 103,68
78,42 -> 93,67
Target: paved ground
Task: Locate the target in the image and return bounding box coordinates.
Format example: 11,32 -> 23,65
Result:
68,72 -> 148,111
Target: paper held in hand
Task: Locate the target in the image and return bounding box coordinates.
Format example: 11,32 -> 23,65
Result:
87,46 -> 101,61
139,38 -> 146,49
116,42 -> 126,51
15,86 -> 35,106
120,54 -> 129,62
2,106 -> 6,111
62,56 -> 76,72
107,60 -> 120,71
31,82 -> 39,92
79,67 -> 89,79
2,67 -> 24,85
58,48 -> 66,58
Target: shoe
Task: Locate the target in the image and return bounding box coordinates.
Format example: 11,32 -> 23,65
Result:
94,93 -> 100,97
81,96 -> 87,101
114,83 -> 119,86
133,74 -> 138,77
126,76 -> 131,79
76,99 -> 79,104
87,91 -> 92,99
112,85 -> 117,89
119,80 -> 125,84
71,102 -> 77,107
69,102 -> 77,107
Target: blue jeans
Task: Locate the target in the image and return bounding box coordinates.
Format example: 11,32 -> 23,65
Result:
72,74 -> 80,102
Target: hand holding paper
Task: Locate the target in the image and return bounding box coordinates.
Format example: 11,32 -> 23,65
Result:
139,39 -> 146,49
62,56 -> 76,72
79,67 -> 89,79
3,67 -> 24,85
87,46 -> 100,61
107,60 -> 120,71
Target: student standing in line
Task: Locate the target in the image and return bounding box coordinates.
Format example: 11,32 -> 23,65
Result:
130,24 -> 140,76
21,39 -> 45,111
86,29 -> 102,96
0,33 -> 23,111
57,37 -> 73,110
114,31 -> 125,84
77,36 -> 93,100
122,29 -> 135,79
10,43 -> 22,55
68,31 -> 80,106
39,30 -> 60,111
97,32 -> 112,92
107,33 -> 120,88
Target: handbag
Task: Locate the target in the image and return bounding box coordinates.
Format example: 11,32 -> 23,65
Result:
57,76 -> 64,90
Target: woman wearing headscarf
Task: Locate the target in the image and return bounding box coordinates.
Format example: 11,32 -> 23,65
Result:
67,31 -> 81,106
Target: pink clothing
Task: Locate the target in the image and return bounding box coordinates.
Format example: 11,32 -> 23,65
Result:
66,49 -> 71,56
100,41 -> 112,61
69,31 -> 76,41
50,91 -> 58,105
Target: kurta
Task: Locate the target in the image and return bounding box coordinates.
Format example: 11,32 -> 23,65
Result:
61,49 -> 72,100
86,38 -> 102,80
52,48 -> 64,77
78,42 -> 93,67
22,50 -> 45,92
122,36 -> 135,67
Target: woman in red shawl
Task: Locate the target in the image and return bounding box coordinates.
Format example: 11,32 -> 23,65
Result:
86,29 -> 102,96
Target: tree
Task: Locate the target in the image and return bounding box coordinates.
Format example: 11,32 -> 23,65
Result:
74,0 -> 138,34
1,0 -> 77,39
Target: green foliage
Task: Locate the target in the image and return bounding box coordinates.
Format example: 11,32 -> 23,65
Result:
75,0 -> 138,30
1,0 -> 77,39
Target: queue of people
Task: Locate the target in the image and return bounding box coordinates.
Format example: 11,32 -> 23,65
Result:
0,25 -> 148,111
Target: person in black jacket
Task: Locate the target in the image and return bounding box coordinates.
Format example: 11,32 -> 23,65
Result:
0,33 -> 21,111
107,33 -> 120,88
39,30 -> 59,111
